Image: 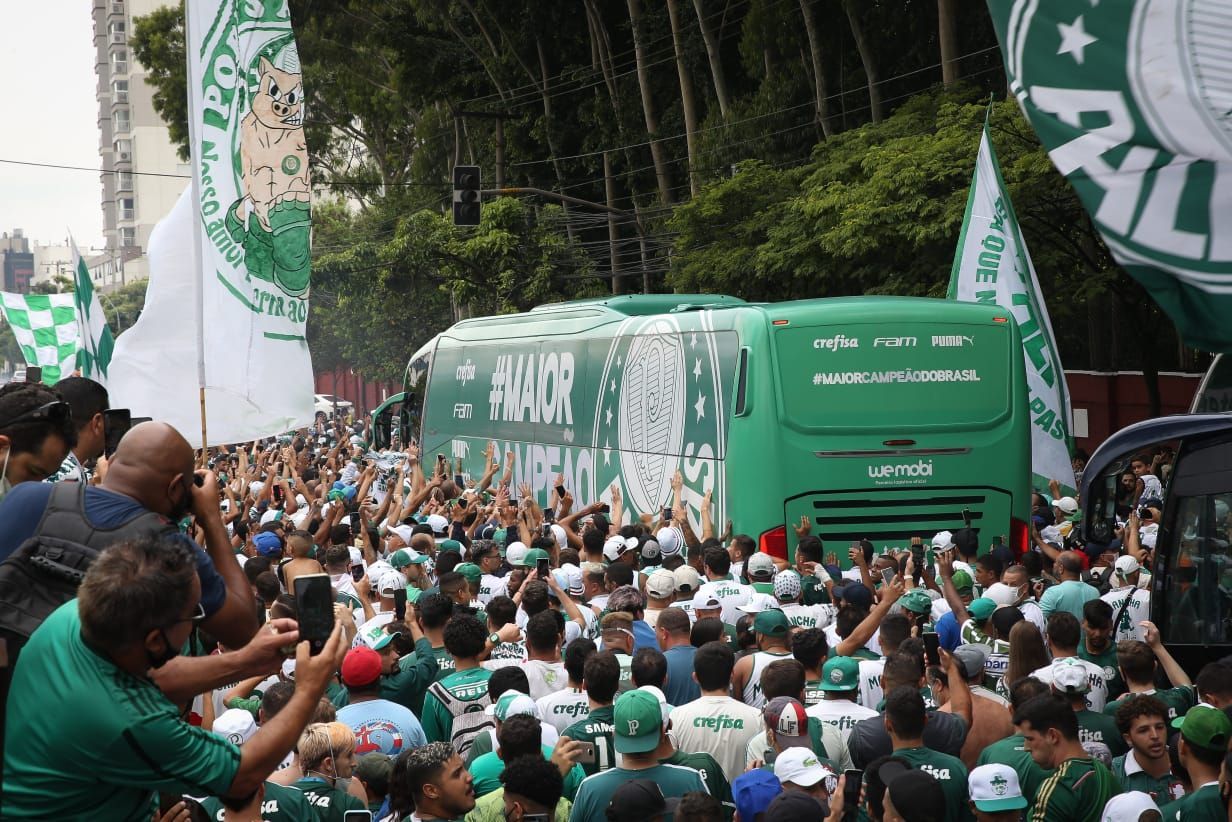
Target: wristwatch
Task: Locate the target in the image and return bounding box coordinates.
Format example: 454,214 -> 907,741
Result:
488,632 -> 501,646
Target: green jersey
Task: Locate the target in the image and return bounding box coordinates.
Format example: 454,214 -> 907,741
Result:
976,734 -> 1053,802
2,603 -> 241,819
1111,751 -> 1186,808
561,705 -> 615,777
1104,687 -> 1197,722
664,749 -> 734,819
1076,709 -> 1127,757
470,746 -> 585,801
421,666 -> 492,744
891,747 -> 973,822
465,789 -> 571,822
569,763 -> 707,822
291,778 -> 366,822
1029,757 -> 1120,822
200,782 -> 314,821
1079,639 -> 1126,700
379,636 -> 441,715
1165,783 -> 1224,821
802,575 -> 831,605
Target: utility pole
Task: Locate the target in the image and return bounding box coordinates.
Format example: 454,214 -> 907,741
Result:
455,110 -> 510,191
603,152 -> 621,295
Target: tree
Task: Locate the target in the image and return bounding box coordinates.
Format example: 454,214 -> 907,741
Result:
130,4 -> 188,160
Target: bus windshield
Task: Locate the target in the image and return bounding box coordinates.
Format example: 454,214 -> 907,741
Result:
776,322 -> 1012,429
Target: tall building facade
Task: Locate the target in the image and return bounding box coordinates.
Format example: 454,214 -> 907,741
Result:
92,0 -> 188,288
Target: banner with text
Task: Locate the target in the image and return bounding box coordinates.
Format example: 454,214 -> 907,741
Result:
949,119 -> 1075,495
108,0 -> 314,444
987,0 -> 1232,353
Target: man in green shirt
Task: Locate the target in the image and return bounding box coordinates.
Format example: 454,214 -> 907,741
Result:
884,685 -> 973,822
469,713 -> 584,801
1015,693 -> 1120,822
1050,658 -> 1128,757
465,754 -> 571,822
568,689 -> 709,822
288,722 -> 367,822
1,537 -> 346,820
199,709 -> 315,822
1166,706 -> 1232,820
976,677 -> 1054,800
561,650 -> 620,777
1110,695 -> 1186,807
1103,630 -> 1195,722
421,614 -> 493,747
1078,599 -> 1126,700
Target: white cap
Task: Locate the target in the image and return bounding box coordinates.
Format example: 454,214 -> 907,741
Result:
249,480 -> 265,495
389,524 -> 414,546
773,747 -> 833,787
984,582 -> 1018,607
968,764 -> 1027,813
1100,792 -> 1161,822
558,563 -> 584,596
426,514 -> 449,535
646,569 -> 677,599
931,531 -> 954,550
212,708 -> 258,746
379,569 -> 407,594
259,508 -> 282,525
656,527 -> 684,557
1114,555 -> 1141,577
746,552 -> 776,579
1051,658 -> 1090,694
281,658 -> 297,680
603,536 -> 626,562
692,592 -> 722,612
1052,496 -> 1079,514
485,689 -> 539,719
291,510 -> 311,530
672,565 -> 701,593
295,494 -> 308,507
549,523 -> 568,550
505,542 -> 530,567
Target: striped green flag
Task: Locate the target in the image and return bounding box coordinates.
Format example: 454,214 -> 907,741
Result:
71,238 -> 114,381
0,292 -> 79,385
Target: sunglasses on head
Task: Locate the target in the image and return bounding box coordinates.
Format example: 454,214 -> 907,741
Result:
4,400 -> 71,427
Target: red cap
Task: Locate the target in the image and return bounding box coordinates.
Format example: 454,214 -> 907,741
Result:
341,646 -> 382,688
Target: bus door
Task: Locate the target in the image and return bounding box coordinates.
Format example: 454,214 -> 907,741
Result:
1082,414 -> 1232,672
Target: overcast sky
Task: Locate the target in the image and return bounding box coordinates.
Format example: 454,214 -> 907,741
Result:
0,1 -> 106,249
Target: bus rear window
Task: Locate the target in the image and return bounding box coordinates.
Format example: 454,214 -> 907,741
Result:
776,323 -> 1012,429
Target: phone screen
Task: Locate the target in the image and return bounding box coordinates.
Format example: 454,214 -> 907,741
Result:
350,563 -> 365,583
294,573 -> 335,654
342,812 -> 374,822
842,769 -> 863,816
555,484 -> 566,497
922,632 -> 941,667
537,558 -> 550,579
662,507 -> 672,521
880,567 -> 897,586
103,409 -> 131,458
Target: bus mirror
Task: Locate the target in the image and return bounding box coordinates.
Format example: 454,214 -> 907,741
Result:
398,405 -> 413,447
373,406 -> 394,450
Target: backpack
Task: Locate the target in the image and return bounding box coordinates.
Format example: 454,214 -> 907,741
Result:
426,680 -> 494,756
0,482 -> 177,640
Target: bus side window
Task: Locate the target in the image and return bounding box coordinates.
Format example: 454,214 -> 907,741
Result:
1166,494 -> 1232,646
734,348 -> 750,416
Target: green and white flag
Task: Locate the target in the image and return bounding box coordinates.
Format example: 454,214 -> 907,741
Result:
949,118 -> 1075,495
0,292 -> 79,385
71,237 -> 114,382
107,0 -> 314,444
987,0 -> 1232,353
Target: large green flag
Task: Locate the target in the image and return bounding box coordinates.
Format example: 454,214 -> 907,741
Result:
949,117 -> 1075,495
986,0 -> 1232,353
71,238 -> 114,382
0,292 -> 79,385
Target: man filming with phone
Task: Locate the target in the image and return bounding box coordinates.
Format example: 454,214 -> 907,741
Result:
43,376 -> 109,484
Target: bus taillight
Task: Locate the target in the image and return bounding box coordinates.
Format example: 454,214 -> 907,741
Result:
760,525 -> 788,560
1010,517 -> 1029,557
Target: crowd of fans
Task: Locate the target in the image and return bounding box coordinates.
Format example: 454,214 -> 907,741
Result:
0,377 -> 1228,822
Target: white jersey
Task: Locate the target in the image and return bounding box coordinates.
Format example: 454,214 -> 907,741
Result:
355,611 -> 396,647
825,625 -> 883,657
478,573 -> 508,605
741,649 -> 794,709
856,658 -> 886,711
744,726 -> 853,772
1031,658 -> 1109,712
668,696 -> 763,783
1138,473 -> 1163,501
806,698 -> 878,744
536,688 -> 590,734
523,660 -> 568,701
1019,600 -> 1046,635
676,598 -> 696,622
516,607 -> 582,646
780,602 -> 835,631
1101,587 -> 1152,642
699,576 -> 755,624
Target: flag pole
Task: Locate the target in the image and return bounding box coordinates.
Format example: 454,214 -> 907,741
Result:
183,1 -> 209,461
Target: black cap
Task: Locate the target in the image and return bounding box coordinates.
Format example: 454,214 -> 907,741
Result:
886,770 -> 946,821
606,780 -> 680,822
763,790 -> 828,821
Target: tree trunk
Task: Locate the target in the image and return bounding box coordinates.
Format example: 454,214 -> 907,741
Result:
938,0 -> 960,85
798,0 -> 832,138
666,0 -> 700,197
604,151 -> 622,294
535,36 -> 575,240
627,0 -> 674,205
843,0 -> 882,123
691,0 -> 731,119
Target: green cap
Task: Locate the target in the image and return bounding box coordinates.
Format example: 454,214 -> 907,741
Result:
951,570 -> 974,593
405,587 -> 422,604
753,609 -> 790,637
898,589 -> 932,614
613,689 -> 663,754
492,528 -> 508,549
1172,705 -> 1232,750
523,548 -> 551,568
967,597 -> 996,622
821,656 -> 860,691
455,562 -> 482,584
438,539 -> 464,556
389,549 -> 427,569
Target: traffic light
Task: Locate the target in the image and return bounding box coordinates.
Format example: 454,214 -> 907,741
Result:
452,165 -> 481,226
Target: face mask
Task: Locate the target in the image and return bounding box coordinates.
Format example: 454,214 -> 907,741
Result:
146,629 -> 180,669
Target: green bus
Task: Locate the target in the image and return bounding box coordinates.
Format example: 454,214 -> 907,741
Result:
371,294 -> 1031,562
